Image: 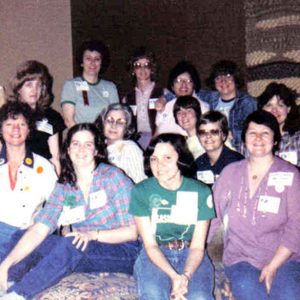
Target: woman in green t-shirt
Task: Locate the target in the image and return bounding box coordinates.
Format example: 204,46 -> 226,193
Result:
129,133 -> 215,300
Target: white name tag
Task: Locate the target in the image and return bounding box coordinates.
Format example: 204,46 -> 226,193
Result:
197,170 -> 215,184
130,105 -> 137,116
257,196 -> 280,214
89,190 -> 107,210
267,172 -> 294,193
59,206 -> 86,226
36,119 -> 53,135
172,191 -> 198,224
74,81 -> 89,91
148,98 -> 158,109
278,151 -> 298,166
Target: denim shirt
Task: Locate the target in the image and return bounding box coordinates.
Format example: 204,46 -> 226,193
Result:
197,90 -> 257,152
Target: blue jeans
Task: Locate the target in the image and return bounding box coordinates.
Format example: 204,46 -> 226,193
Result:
134,247 -> 214,300
0,222 -> 20,259
8,234 -> 140,298
225,261 -> 300,300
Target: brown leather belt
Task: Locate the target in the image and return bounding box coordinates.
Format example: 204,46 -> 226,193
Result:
159,240 -> 191,250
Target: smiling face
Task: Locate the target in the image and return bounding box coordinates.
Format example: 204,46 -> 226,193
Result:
176,107 -> 197,135
245,122 -> 275,158
262,95 -> 290,127
133,58 -> 152,82
18,79 -> 42,109
68,130 -> 97,169
2,115 -> 29,147
172,72 -> 194,97
214,74 -> 236,100
150,142 -> 180,185
103,110 -> 127,145
82,50 -> 102,78
198,122 -> 225,153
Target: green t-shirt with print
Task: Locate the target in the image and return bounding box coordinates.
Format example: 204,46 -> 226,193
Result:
129,177 -> 215,243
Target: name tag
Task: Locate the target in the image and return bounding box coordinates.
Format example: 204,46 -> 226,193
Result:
36,119 -> 53,135
74,81 -> 89,91
172,191 -> 198,224
58,206 -> 86,226
149,98 -> 158,109
89,190 -> 107,209
130,105 -> 137,116
257,196 -> 280,214
197,170 -> 215,184
278,151 -> 297,166
267,172 -> 294,193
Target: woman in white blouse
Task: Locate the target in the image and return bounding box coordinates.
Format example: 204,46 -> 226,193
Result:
95,103 -> 146,183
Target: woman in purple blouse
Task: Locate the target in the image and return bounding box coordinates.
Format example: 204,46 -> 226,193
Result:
209,110 -> 300,300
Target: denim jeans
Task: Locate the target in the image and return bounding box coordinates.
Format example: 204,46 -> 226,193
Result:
225,261 -> 300,300
8,234 -> 140,298
134,246 -> 214,300
0,222 -> 20,259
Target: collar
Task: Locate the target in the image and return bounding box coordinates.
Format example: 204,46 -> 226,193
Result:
0,146 -> 34,168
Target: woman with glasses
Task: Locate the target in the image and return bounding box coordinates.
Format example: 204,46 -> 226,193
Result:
195,111 -> 243,185
122,47 -> 163,149
155,61 -> 209,136
199,60 -> 257,152
130,133 -> 215,300
209,111 -> 300,300
95,103 -> 146,183
61,40 -> 119,128
257,82 -> 300,168
0,123 -> 140,299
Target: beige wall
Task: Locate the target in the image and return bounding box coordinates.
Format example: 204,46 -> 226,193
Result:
0,0 -> 73,111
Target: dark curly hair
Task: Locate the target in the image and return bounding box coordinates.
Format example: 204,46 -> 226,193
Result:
76,40 -> 110,75
167,61 -> 201,94
8,60 -> 53,113
206,60 -> 244,90
58,123 -> 108,186
0,101 -> 35,144
257,82 -> 300,134
144,133 -> 194,177
241,110 -> 281,153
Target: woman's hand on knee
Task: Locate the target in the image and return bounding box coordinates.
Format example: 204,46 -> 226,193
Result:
259,264 -> 277,294
170,274 -> 188,300
66,231 -> 96,251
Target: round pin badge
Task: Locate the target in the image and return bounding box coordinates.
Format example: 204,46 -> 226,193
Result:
206,195 -> 213,208
275,184 -> 285,193
25,158 -> 33,165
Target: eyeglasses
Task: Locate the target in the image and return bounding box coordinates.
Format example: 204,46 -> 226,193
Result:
174,78 -> 193,85
214,74 -> 234,83
133,62 -> 151,69
105,117 -> 127,128
198,129 -> 221,137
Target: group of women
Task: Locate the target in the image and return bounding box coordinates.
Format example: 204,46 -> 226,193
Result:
0,39 -> 298,300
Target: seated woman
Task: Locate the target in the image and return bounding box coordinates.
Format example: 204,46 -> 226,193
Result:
173,95 -> 205,159
61,40 -> 119,128
257,82 -> 300,168
209,110 -> 300,300
0,101 -> 57,257
155,61 -> 209,135
122,47 -> 163,149
95,103 -> 146,183
130,134 -> 215,300
199,60 -> 257,152
0,123 -> 140,300
195,111 -> 243,185
9,60 -> 66,174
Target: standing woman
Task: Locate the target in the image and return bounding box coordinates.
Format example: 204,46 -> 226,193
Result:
0,123 -> 139,299
9,60 -> 66,174
209,111 -> 300,300
61,40 -> 119,128
130,134 -> 215,300
95,103 -> 146,183
257,82 -> 300,167
122,47 -> 163,149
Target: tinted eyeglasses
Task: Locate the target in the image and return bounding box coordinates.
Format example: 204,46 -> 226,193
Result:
198,129 -> 221,137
